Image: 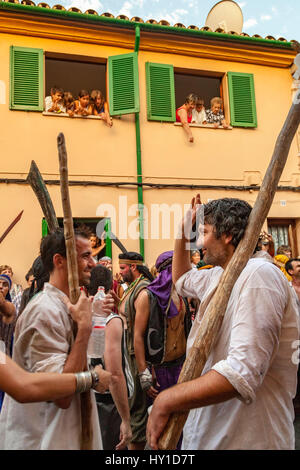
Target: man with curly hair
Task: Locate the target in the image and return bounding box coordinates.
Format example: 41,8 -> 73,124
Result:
147,196 -> 299,450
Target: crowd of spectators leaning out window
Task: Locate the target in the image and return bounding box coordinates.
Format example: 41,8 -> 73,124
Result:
45,86 -> 113,127
45,87 -> 228,141
176,93 -> 229,143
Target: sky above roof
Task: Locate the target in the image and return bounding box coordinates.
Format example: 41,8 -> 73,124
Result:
44,0 -> 300,41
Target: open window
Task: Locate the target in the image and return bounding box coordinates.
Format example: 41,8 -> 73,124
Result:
45,52 -> 107,103
145,62 -> 257,128
174,68 -> 223,111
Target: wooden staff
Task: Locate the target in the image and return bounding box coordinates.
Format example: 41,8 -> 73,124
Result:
27,160 -> 59,233
57,132 -> 93,450
0,211 -> 23,245
158,97 -> 300,449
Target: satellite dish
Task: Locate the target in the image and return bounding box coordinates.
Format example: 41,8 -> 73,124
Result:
205,0 -> 244,34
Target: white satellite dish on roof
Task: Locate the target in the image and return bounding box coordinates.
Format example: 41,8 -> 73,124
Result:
205,0 -> 244,34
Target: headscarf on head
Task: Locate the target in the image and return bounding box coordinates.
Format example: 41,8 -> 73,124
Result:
147,251 -> 179,318
0,274 -> 12,302
274,254 -> 292,282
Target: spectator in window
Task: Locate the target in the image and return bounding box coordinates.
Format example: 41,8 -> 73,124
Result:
206,97 -> 229,129
192,98 -> 207,125
63,91 -> 75,117
176,93 -> 198,143
45,87 -> 65,113
89,90 -> 113,127
74,90 -> 91,116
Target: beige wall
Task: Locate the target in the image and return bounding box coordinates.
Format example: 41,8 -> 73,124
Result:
0,27 -> 300,286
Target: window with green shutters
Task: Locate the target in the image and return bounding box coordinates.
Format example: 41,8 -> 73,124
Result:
146,62 -> 176,122
10,46 -> 44,111
227,72 -> 257,128
108,52 -> 139,116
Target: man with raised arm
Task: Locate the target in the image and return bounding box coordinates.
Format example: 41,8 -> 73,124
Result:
147,195 -> 299,450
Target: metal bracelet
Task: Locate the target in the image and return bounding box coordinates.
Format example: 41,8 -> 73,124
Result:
75,371 -> 93,393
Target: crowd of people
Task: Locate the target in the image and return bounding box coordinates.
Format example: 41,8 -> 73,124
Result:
45,87 -> 228,144
0,196 -> 299,450
176,94 -> 229,142
45,86 -> 113,126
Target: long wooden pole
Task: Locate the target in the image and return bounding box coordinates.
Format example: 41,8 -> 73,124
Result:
57,133 -> 93,450
158,98 -> 300,450
57,134 -> 80,305
0,211 -> 23,245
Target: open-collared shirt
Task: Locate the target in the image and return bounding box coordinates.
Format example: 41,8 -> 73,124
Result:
176,257 -> 299,450
0,283 -> 102,450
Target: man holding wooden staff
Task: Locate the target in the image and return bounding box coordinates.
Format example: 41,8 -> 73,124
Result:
0,228 -> 112,450
147,195 -> 299,450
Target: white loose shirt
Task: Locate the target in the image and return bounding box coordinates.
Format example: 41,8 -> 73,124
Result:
176,257 -> 299,450
0,283 -> 102,450
191,108 -> 207,125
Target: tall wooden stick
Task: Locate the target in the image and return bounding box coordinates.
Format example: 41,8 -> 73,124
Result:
159,99 -> 300,449
57,134 -> 80,305
57,133 -> 93,450
0,211 -> 23,245
27,160 -> 59,233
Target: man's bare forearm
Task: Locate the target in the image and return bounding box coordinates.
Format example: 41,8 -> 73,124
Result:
109,373 -> 131,423
156,370 -> 238,415
54,325 -> 91,408
172,228 -> 192,285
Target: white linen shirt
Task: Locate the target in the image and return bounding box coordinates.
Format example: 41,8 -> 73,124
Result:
192,108 -> 207,125
0,283 -> 102,450
176,257 -> 299,450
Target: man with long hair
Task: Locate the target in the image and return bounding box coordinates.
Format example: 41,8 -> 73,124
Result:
118,252 -> 153,450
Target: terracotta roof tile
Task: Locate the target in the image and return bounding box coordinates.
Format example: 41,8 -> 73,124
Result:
0,1 -> 289,44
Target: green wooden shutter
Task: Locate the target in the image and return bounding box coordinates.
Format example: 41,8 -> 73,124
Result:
227,72 -> 257,128
10,46 -> 44,111
108,52 -> 139,116
146,62 -> 176,122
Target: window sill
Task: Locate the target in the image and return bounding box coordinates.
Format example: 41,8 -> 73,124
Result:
174,123 -> 233,130
43,112 -> 103,120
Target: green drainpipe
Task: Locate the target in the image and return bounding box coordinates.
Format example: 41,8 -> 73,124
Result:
134,26 -> 145,258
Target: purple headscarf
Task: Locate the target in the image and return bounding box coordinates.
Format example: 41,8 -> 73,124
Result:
147,251 -> 179,318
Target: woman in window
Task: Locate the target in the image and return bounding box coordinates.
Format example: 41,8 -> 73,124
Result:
176,93 -> 198,143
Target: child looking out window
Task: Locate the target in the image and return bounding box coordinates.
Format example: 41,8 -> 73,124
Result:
89,90 -> 113,127
74,90 -> 91,116
192,98 -> 207,125
63,92 -> 75,117
45,87 -> 65,113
